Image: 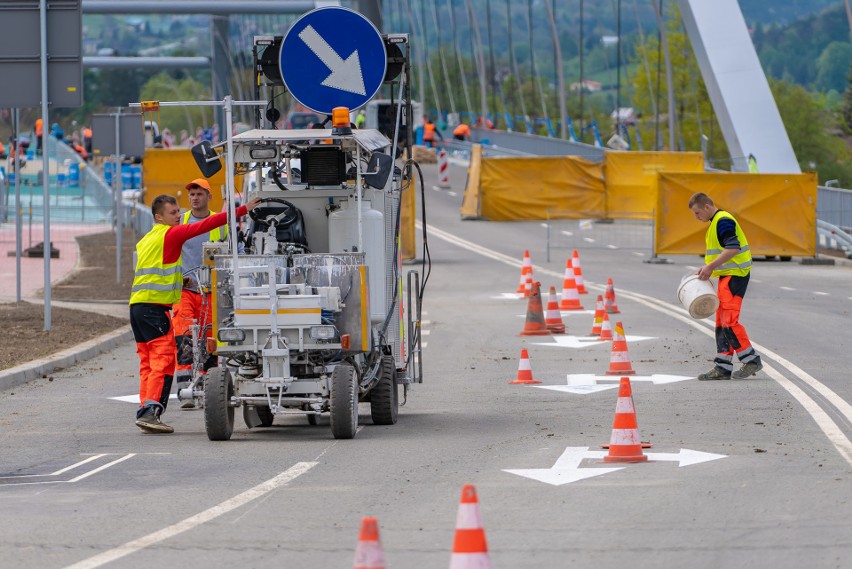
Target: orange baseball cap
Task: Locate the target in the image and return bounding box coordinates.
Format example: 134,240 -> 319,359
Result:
186,178 -> 211,191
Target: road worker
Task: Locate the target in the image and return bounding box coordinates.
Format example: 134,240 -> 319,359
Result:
130,191 -> 259,433
689,192 -> 763,381
453,122 -> 470,141
172,178 -> 224,409
423,116 -> 442,147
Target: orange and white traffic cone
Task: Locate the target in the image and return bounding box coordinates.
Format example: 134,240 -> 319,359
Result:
605,321 -> 635,375
509,348 -> 541,384
520,282 -> 551,336
604,277 -> 621,314
449,485 -> 492,569
544,286 -> 566,334
516,250 -> 533,293
602,377 -> 648,463
588,295 -> 605,336
598,311 -> 613,341
523,273 -> 533,298
572,250 -> 588,294
559,261 -> 584,310
353,517 -> 386,569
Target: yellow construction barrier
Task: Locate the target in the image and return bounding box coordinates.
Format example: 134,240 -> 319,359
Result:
478,156 -> 605,221
604,151 -> 704,219
460,144 -> 483,219
142,148 -> 242,212
655,172 -> 818,257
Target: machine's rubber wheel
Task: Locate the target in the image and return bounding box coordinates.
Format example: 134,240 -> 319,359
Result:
330,364 -> 358,439
370,355 -> 398,425
204,367 -> 234,441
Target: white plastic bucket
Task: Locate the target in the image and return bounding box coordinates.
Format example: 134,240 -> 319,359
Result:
677,274 -> 719,319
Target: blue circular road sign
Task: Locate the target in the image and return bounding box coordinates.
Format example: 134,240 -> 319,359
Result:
279,7 -> 387,115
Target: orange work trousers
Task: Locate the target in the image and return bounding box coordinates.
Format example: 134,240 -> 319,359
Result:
130,303 -> 175,418
713,275 -> 760,373
172,289 -> 215,381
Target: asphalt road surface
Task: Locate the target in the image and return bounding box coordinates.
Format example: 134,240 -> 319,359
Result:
1,161 -> 850,569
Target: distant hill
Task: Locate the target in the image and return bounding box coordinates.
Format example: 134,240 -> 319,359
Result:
739,0 -> 842,26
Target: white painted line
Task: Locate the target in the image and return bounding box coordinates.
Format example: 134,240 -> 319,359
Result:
0,454 -> 107,479
421,342 -> 428,348
447,191 -> 458,197
583,237 -> 595,243
561,231 -> 574,237
814,291 -> 829,296
421,320 -> 432,325
607,244 -> 618,249
780,286 -> 796,291
562,373 -> 693,385
493,292 -> 523,300
62,462 -> 317,569
431,186 -> 441,191
632,252 -> 645,257
420,222 -> 852,467
540,223 -> 548,228
66,454 -> 136,483
421,329 -> 431,336
752,279 -> 762,283
685,265 -> 699,271
420,310 -> 429,316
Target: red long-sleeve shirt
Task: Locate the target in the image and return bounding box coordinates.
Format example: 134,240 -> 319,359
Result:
161,205 -> 247,264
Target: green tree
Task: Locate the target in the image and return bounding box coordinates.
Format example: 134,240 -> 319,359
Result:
771,78 -> 852,186
139,73 -> 211,135
816,42 -> 852,93
841,69 -> 852,134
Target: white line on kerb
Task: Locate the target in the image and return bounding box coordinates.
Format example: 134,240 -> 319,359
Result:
63,462 -> 317,569
422,222 -> 852,466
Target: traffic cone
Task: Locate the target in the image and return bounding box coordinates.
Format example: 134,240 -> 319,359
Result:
509,348 -> 541,384
605,321 -> 636,375
544,286 -> 566,334
602,377 -> 648,463
449,485 -> 492,569
572,250 -> 588,294
559,261 -> 584,310
588,295 -> 605,336
598,311 -> 613,340
604,278 -> 621,314
520,282 -> 551,336
516,250 -> 533,293
523,273 -> 533,298
353,517 -> 386,569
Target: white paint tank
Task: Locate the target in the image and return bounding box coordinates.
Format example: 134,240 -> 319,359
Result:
328,199 -> 386,322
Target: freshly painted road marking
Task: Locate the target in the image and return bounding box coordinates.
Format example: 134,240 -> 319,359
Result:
561,230 -> 574,237
780,286 -> 796,291
533,374 -> 692,394
421,222 -> 852,466
0,454 -> 107,479
63,462 -> 317,569
421,342 -> 428,349
814,291 -> 829,296
540,223 -> 548,228
492,292 -> 523,300
447,191 -> 457,197
607,244 -> 618,249
111,394 -> 178,404
583,237 -> 595,243
531,334 -> 654,349
0,454 -> 136,487
504,446 -> 726,486
516,310 -> 595,317
421,329 -> 431,336
632,252 -> 645,256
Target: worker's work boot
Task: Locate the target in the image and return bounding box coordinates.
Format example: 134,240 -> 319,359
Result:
732,361 -> 763,379
698,367 -> 731,381
135,412 -> 174,434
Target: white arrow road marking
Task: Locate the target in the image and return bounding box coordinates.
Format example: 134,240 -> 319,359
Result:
565,373 -> 695,385
530,334 -> 654,349
298,25 -> 366,95
503,447 -> 624,486
504,446 -> 727,486
111,394 -> 178,404
533,384 -> 618,395
492,292 -> 523,300
0,454 -> 136,487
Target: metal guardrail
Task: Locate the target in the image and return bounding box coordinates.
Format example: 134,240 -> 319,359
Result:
470,127 -> 605,161
817,185 -> 852,232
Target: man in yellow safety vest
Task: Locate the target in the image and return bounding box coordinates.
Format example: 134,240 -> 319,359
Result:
689,192 -> 763,381
130,192 -> 259,433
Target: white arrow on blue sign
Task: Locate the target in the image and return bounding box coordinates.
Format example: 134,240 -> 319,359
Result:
280,7 -> 387,115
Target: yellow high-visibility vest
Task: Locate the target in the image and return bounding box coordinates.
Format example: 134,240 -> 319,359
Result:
705,211 -> 752,278
129,224 -> 182,305
182,210 -> 225,242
